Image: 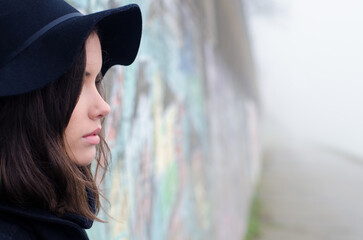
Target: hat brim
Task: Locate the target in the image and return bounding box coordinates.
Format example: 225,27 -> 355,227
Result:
0,4 -> 142,96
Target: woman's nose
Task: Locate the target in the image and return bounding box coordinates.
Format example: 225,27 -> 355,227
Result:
90,92 -> 111,120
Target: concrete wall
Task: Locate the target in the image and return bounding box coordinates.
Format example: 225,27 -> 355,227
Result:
68,0 -> 260,239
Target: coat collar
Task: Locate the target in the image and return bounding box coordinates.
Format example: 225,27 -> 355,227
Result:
0,188 -> 96,229
0,201 -> 94,230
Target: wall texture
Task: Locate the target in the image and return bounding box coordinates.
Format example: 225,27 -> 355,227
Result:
68,0 -> 260,239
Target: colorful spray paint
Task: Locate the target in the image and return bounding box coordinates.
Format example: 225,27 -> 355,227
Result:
67,0 -> 260,239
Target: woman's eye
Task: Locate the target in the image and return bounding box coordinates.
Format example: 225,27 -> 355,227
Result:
95,79 -> 102,85
95,75 -> 103,86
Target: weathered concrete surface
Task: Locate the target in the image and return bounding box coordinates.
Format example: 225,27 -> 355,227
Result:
256,143 -> 363,240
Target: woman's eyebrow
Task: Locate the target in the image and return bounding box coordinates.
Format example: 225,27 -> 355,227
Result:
84,71 -> 101,77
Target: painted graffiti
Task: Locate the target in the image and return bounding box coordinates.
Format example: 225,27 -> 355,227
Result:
66,0 -> 260,239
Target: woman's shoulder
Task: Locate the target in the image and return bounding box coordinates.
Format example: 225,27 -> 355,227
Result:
0,214 -> 35,239
0,202 -> 90,240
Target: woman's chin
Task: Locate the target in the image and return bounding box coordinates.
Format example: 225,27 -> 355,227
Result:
71,149 -> 96,166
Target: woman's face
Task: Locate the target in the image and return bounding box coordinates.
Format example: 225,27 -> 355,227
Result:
64,33 -> 110,166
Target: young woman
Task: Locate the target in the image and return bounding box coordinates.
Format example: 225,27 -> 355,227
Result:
0,0 -> 142,239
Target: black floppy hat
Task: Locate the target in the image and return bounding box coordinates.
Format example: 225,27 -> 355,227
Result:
0,0 -> 142,96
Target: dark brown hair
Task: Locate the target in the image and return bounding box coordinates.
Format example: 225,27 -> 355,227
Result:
0,32 -> 109,220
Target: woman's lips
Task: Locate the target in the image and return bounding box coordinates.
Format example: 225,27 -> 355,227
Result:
83,128 -> 101,145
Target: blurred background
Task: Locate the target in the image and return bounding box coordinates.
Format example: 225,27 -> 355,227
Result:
66,0 -> 363,239
246,0 -> 363,157
245,1 -> 363,240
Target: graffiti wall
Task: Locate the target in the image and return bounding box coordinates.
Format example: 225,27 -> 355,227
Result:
68,0 -> 260,239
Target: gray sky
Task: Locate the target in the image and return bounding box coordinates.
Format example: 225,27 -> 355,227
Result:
246,0 -> 363,157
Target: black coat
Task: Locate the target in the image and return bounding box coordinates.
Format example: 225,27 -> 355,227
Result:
0,202 -> 93,239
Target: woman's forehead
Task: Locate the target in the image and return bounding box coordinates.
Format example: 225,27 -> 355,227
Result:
85,33 -> 102,74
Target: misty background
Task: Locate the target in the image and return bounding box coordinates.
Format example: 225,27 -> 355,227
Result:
245,0 -> 363,157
